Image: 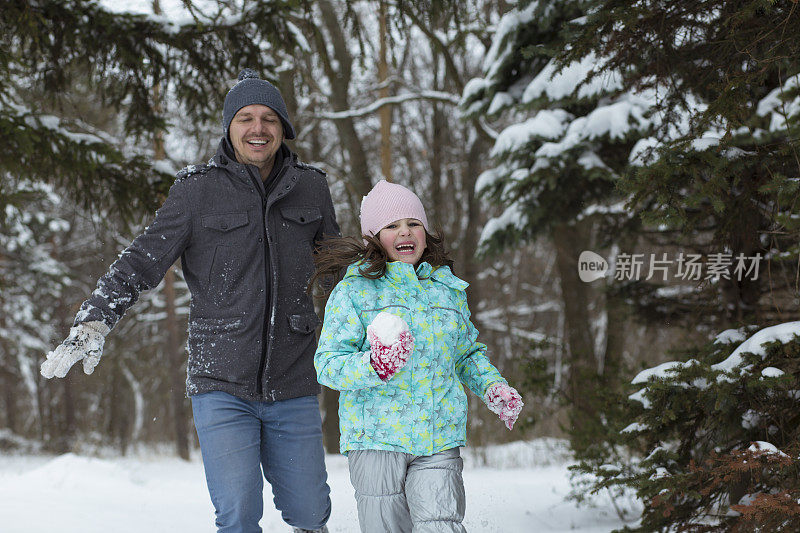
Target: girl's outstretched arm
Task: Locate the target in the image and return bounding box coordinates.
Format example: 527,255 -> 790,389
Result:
314,282 -> 386,391
453,292 -> 507,395
452,293 -> 524,429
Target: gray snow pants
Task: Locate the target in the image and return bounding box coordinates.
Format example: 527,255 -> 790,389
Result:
347,447 -> 467,533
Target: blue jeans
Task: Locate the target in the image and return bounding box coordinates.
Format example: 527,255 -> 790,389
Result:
191,391 -> 332,532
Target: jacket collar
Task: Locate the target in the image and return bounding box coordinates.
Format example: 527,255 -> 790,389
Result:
344,261 -> 468,291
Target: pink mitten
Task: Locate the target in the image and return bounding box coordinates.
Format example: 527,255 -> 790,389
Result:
367,312 -> 414,381
484,383 -> 523,430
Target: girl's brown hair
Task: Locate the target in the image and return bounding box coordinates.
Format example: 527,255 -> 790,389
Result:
309,229 -> 454,299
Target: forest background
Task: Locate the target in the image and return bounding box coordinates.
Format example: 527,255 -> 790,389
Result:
2,1 -> 800,530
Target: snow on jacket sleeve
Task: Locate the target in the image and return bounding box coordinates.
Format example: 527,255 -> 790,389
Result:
453,291 -> 506,396
314,281 -> 386,391
74,179 -> 192,330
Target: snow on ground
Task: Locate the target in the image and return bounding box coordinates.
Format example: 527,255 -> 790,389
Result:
0,439 -> 639,532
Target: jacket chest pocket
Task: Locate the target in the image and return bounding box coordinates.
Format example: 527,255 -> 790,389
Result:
200,212 -> 250,243
279,206 -> 322,243
429,306 -> 465,355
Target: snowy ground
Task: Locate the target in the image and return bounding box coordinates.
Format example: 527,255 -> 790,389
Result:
0,439 -> 639,532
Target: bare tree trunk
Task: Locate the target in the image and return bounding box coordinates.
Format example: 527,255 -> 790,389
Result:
1,369 -> 15,432
552,221 -> 599,448
428,44 -> 445,226
61,373 -> 76,451
36,370 -> 47,443
378,0 -> 392,181
460,136 -> 488,307
602,286 -> 627,382
0,300 -> 15,433
148,25 -> 190,457
164,267 -> 190,460
278,69 -> 298,135
109,359 -> 130,455
321,386 -> 340,454
727,201 -> 763,324
54,273 -> 75,453
315,0 -> 373,197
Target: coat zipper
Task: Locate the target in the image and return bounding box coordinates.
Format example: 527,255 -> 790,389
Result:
256,164 -> 292,399
241,162 -> 279,399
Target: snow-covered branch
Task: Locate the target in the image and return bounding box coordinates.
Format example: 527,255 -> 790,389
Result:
314,91 -> 461,120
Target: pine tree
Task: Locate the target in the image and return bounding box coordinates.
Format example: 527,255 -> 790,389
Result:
0,181 -> 71,441
565,1 -> 800,529
460,0 -> 653,453
1,0 -> 305,221
576,324 -> 800,531
563,0 -> 800,327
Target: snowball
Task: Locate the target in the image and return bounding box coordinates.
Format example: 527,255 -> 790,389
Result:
367,312 -> 409,346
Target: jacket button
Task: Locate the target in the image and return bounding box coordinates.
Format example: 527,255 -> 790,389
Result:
258,238 -> 263,242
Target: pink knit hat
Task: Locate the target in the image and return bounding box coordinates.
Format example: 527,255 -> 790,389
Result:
360,180 -> 429,238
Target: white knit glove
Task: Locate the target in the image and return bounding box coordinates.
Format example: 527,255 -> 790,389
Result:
484,383 -> 524,430
41,321 -> 110,379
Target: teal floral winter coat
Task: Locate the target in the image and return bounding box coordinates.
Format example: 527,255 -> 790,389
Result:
314,260 -> 506,456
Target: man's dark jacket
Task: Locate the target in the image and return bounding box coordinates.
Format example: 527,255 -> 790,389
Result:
75,140 -> 340,401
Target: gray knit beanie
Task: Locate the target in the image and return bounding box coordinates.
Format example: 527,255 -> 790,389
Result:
222,69 -> 296,140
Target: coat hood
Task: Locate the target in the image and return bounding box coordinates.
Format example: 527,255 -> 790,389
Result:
343,261 -> 468,291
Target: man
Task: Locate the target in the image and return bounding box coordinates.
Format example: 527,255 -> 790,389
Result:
40,69 -> 336,533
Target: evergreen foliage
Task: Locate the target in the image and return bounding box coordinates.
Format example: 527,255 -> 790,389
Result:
563,0 -> 800,326
460,0 -> 649,254
1,0 -> 305,221
573,324 -> 800,531
565,2 -> 800,529
460,0 -> 651,457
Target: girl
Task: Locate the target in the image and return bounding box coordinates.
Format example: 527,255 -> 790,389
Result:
312,180 -> 523,533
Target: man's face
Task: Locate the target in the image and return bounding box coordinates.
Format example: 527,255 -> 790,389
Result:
229,104 -> 284,170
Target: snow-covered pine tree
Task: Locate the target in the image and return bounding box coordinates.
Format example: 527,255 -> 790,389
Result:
564,1 -> 800,529
460,0 -> 653,453
0,182 -> 71,441
577,323 -> 800,531
563,0 -> 800,328
1,0 -> 305,220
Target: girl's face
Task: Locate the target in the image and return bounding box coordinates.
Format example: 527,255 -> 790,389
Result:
378,218 -> 427,265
